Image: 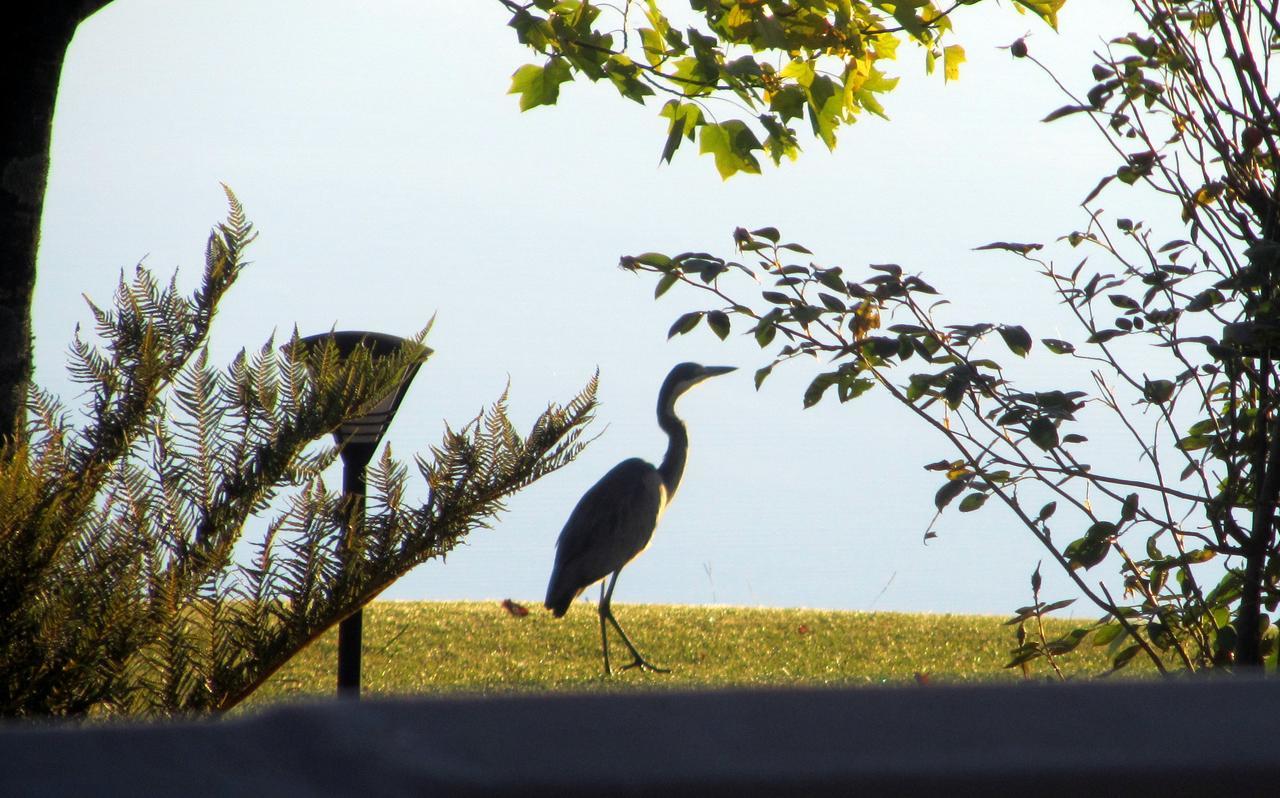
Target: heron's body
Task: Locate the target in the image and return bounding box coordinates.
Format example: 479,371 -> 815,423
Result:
545,362 -> 734,674
546,459 -> 668,617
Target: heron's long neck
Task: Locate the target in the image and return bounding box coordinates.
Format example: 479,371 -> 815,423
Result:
657,403 -> 688,497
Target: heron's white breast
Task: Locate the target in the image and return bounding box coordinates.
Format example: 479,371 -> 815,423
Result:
639,482 -> 670,556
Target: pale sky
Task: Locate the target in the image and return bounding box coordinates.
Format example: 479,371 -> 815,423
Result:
39,0 -> 1163,615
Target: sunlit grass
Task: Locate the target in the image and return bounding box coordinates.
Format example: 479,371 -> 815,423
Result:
243,600 -> 1154,708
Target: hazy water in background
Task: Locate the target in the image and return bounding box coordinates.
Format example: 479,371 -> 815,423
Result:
35,1 -> 1191,617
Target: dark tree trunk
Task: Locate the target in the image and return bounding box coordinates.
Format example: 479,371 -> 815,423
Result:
1,2 -> 114,443
1236,424 -> 1280,667
1232,177 -> 1280,669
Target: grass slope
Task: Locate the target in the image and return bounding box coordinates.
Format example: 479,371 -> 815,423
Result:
246,601 -> 1147,707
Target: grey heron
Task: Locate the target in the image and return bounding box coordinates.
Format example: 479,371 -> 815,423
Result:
544,362 -> 736,674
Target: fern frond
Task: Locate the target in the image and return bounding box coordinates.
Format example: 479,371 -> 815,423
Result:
218,183 -> 255,247
2,188 -> 600,718
171,348 -> 225,512
251,336 -> 280,416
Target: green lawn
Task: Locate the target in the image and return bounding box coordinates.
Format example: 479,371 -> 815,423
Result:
245,600 -> 1147,708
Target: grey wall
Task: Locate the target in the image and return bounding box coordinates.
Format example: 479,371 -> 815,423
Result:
3,679 -> 1278,796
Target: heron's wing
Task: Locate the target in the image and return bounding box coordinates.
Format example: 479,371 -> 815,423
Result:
545,458 -> 664,612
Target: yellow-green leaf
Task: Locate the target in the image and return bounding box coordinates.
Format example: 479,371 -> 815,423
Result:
508,58 -> 573,111
943,45 -> 966,83
780,58 -> 816,88
1014,0 -> 1065,30
958,492 -> 988,512
698,121 -> 762,179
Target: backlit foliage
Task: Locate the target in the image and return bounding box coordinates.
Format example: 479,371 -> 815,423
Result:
620,2 -> 1280,673
0,188 -> 597,716
501,0 -> 1064,177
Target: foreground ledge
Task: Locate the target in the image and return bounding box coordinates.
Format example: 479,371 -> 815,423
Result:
3,678 -> 1278,796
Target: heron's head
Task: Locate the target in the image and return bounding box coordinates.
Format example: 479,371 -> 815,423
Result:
659,362 -> 736,410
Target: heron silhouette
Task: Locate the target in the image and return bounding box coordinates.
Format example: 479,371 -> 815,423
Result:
545,362 -> 736,674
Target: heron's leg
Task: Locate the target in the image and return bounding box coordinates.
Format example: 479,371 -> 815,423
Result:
597,575 -> 616,676
600,572 -> 669,674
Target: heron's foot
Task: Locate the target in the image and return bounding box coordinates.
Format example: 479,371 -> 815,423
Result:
620,655 -> 670,674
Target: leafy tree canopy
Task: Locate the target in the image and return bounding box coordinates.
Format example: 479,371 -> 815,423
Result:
515,0 -> 1280,673
500,0 -> 1064,177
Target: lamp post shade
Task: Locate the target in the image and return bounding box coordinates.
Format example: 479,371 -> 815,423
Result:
297,330 -> 425,697
298,331 -> 426,468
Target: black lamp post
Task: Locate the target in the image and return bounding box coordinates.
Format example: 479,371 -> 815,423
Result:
299,330 -> 424,698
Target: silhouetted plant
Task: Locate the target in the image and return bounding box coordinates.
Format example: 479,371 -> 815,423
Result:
617,2 -> 1280,674
0,188 -> 597,716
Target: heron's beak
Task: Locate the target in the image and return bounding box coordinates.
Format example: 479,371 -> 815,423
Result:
702,365 -> 736,379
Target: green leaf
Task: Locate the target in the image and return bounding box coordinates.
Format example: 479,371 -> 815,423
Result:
1108,294 -> 1140,311
1150,566 -> 1168,595
803,373 -> 835,408
706,310 -> 730,340
1092,622 -> 1125,646
1182,548 -> 1216,565
838,377 -> 875,402
1081,174 -> 1114,205
974,241 -> 1043,255
754,318 -> 777,347
508,58 -> 573,111
1005,643 -> 1045,668
897,335 -> 915,361
667,311 -> 702,338
935,479 -> 966,511
605,55 -> 654,104
1045,628 -> 1089,655
791,306 -> 822,325
1064,535 -> 1110,571
818,293 -> 846,312
769,84 -> 807,122
1086,521 -> 1119,540
632,252 -> 672,268
753,364 -> 773,389
1036,501 -> 1057,522
1112,643 -> 1143,670
1175,434 -> 1208,452
659,100 -> 703,164
1120,493 -> 1139,522
1028,417 -> 1059,450
998,324 -> 1032,357
1186,288 -> 1225,312
638,26 -> 667,67
1040,598 -> 1077,614
1142,379 -> 1175,404
1064,521 -> 1116,570
654,272 -> 678,298
944,372 -> 969,410
862,336 -> 900,360
906,373 -> 936,403
806,74 -> 842,148
699,120 -> 762,179
958,492 -> 988,512
780,58 -> 817,88
1041,338 -> 1075,354
1146,534 -> 1164,561
1042,104 -> 1095,122
1088,329 -> 1125,344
